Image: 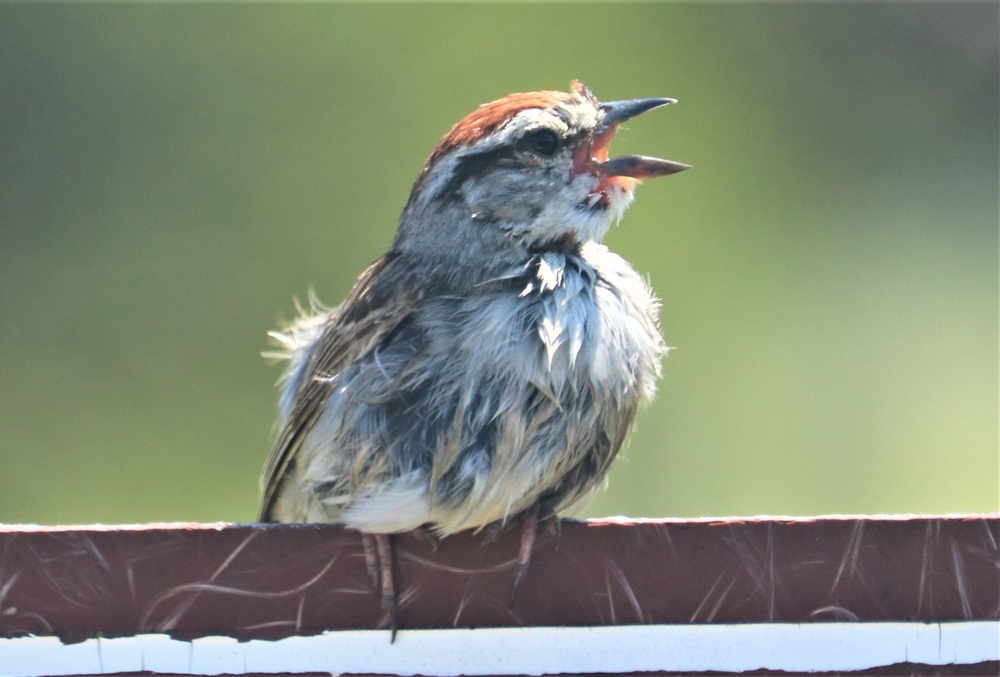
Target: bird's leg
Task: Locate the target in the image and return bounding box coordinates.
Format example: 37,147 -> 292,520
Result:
360,532 -> 380,589
509,504 -> 542,606
360,532 -> 399,641
374,533 -> 399,642
481,518 -> 507,544
408,524 -> 439,549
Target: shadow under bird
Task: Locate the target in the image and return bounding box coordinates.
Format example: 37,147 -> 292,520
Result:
259,81 -> 689,637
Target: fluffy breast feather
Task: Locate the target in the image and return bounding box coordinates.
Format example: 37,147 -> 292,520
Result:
269,245 -> 665,532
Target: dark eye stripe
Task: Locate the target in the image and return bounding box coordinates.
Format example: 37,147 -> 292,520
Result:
430,124 -> 575,203
436,147 -> 519,200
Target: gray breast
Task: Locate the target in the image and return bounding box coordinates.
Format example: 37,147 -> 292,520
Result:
291,244 -> 664,532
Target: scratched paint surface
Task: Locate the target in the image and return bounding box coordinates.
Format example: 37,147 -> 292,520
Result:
0,517 -> 997,642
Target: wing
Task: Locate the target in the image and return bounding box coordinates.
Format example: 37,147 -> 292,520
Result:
257,252 -> 420,521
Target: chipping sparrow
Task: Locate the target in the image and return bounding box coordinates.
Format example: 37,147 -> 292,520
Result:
259,81 -> 688,634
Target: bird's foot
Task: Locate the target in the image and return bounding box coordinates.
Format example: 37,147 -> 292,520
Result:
361,532 -> 399,642
509,505 -> 551,607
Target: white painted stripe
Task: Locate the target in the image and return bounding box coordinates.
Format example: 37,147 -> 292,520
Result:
0,622 -> 996,676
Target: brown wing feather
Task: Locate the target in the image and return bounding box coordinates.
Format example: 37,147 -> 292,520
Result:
257,252 -> 419,521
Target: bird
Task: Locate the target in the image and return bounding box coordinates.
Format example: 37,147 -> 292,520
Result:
258,80 -> 688,636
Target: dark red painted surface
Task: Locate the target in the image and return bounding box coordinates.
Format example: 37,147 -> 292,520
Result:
0,516 -> 996,644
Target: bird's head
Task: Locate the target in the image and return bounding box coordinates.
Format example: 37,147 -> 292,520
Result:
395,81 -> 688,262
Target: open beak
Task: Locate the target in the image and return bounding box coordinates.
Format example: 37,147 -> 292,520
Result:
591,97 -> 690,180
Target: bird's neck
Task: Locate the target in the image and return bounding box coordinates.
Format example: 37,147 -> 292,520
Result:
394,199 -> 526,264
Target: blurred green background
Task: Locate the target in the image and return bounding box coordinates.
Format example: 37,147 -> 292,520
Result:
1,4 -> 996,525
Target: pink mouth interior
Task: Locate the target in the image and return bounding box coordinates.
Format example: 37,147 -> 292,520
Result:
573,123 -> 639,206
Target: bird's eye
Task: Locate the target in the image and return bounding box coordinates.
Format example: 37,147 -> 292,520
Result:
522,129 -> 560,157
